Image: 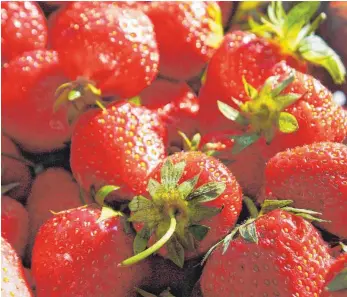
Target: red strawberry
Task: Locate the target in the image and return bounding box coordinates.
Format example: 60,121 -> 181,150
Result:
1,195 -> 29,258
321,253 -> 347,296
1,50 -> 72,152
218,1 -> 233,28
49,1 -> 159,98
261,142 -> 347,239
201,209 -> 333,297
26,168 -> 92,258
136,1 -> 223,80
1,1 -> 48,62
120,151 -> 242,267
1,134 -> 32,201
1,237 -> 33,297
32,205 -> 150,297
199,1 -> 345,134
70,101 -> 167,198
137,79 -> 200,145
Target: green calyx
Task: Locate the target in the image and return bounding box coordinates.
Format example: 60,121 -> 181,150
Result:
249,1 -> 346,84
327,268 -> 347,292
54,77 -> 105,124
205,2 -> 224,49
120,158 -> 226,268
218,74 -> 301,153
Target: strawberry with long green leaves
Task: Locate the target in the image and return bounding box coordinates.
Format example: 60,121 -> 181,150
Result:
120,151 -> 242,268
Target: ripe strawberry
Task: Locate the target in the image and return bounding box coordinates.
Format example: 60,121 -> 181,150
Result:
70,101 -> 167,198
137,79 -> 200,145
321,253 -> 347,296
1,1 -> 48,62
261,142 -> 347,239
32,205 -> 150,297
26,168 -> 92,258
1,195 -> 29,258
120,151 -> 242,267
199,1 -> 345,133
1,237 -> 33,297
136,1 -> 224,80
1,134 -> 32,201
201,209 -> 333,297
1,50 -> 72,152
49,2 -> 159,98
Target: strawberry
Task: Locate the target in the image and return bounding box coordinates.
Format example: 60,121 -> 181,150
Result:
321,253 -> 347,296
26,168 -> 92,258
201,208 -> 333,297
218,1 -> 233,28
199,1 -> 346,134
213,61 -> 347,160
1,134 -> 32,201
31,205 -> 150,297
136,1 -> 224,80
136,79 -> 200,145
1,1 -> 48,62
70,101 -> 167,198
1,237 -> 33,297
49,1 -> 159,99
1,195 -> 29,258
120,151 -> 242,267
1,50 -> 72,152
23,268 -> 36,293
261,142 -> 347,239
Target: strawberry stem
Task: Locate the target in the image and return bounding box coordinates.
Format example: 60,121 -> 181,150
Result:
243,196 -> 259,218
95,100 -> 106,111
305,13 -> 326,37
119,211 -> 177,267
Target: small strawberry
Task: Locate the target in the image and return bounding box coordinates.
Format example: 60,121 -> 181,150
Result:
321,253 -> 347,296
119,151 -> 242,267
26,168 -> 92,259
136,1 -> 223,80
1,50 -> 72,152
1,237 -> 33,297
1,1 -> 48,62
70,101 -> 167,198
201,207 -> 333,297
261,142 -> 347,239
49,2 -> 159,99
1,195 -> 29,258
1,134 -> 32,201
32,205 -> 150,297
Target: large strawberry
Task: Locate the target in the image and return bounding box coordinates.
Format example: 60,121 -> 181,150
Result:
70,101 -> 167,198
32,205 -> 150,297
261,142 -> 347,239
1,1 -> 48,62
1,195 -> 29,258
2,237 -> 33,297
1,134 -> 32,201
321,253 -> 347,296
201,208 -> 333,297
49,1 -> 159,100
119,151 -> 242,268
199,1 -> 346,134
1,50 -> 71,152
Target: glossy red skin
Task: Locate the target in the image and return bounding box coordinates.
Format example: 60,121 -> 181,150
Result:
201,210 -> 333,297
321,253 -> 347,297
1,50 -> 71,152
138,151 -> 243,259
1,134 -> 32,201
262,142 -> 347,238
49,2 -> 159,97
2,237 -> 34,297
71,101 -> 167,198
32,206 -> 150,297
198,31 -> 307,134
200,130 -> 265,198
26,168 -> 92,258
1,196 -> 29,258
138,79 -> 200,145
136,1 -> 222,80
1,1 -> 48,62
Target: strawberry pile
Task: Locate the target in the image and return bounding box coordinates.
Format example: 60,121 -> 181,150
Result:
1,1 -> 347,297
